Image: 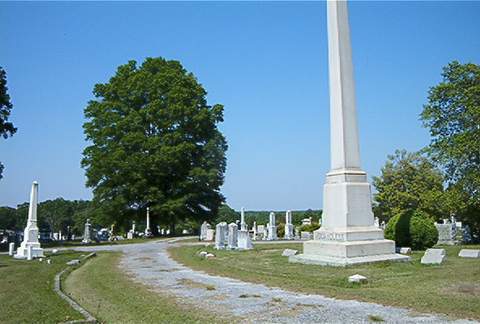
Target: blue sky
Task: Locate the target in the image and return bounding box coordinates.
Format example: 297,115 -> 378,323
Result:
0,1 -> 479,210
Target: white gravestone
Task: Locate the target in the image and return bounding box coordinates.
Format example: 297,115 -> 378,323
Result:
282,249 -> 298,257
301,218 -> 312,226
252,221 -> 257,241
82,219 -> 92,243
263,225 -> 268,240
284,210 -> 294,240
238,229 -> 253,250
421,248 -> 446,265
240,207 -> 247,231
227,223 -> 238,250
435,223 -> 457,245
289,0 -> 409,266
458,249 -> 480,258
399,247 -> 412,255
200,221 -> 211,241
301,232 -> 313,240
215,222 -> 228,250
15,181 -> 44,259
257,224 -> 265,240
267,212 -> 277,240
8,242 -> 15,256
206,229 -> 215,241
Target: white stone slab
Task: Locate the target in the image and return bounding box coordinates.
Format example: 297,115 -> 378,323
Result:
421,248 -> 446,265
205,229 -> 215,241
237,230 -> 253,250
348,274 -> 367,283
282,249 -> 298,257
458,249 -> 480,258
8,242 -> 14,256
399,247 -> 412,255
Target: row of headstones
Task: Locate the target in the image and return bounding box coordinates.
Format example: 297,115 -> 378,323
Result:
421,248 -> 480,264
214,222 -> 253,250
200,210 -> 316,243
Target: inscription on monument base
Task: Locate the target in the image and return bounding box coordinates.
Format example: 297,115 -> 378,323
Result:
315,231 -> 346,241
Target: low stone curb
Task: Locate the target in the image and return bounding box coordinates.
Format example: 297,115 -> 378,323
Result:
54,252 -> 97,324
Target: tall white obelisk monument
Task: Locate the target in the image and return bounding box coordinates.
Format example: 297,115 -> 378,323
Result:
15,181 -> 44,259
290,0 -> 409,266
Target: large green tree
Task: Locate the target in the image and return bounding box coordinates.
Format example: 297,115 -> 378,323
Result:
372,150 -> 446,222
420,61 -> 480,236
0,67 -> 17,179
82,58 -> 227,232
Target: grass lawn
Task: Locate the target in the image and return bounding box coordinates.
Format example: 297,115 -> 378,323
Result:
0,251 -> 87,323
169,243 -> 480,321
63,252 -> 224,323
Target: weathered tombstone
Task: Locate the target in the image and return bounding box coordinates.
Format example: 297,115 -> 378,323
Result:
15,181 -> 45,259
282,249 -> 298,257
82,219 -> 92,243
301,231 -> 313,240
435,223 -> 457,245
8,242 -> 15,256
127,221 -> 136,240
237,229 -> 253,250
284,210 -> 294,240
267,212 -> 277,240
421,248 -> 446,265
399,247 -> 412,255
227,223 -> 238,250
374,217 -> 380,228
462,225 -> 472,243
294,226 -> 301,240
200,221 -> 211,241
458,249 -> 480,258
214,222 -> 227,250
206,229 -> 215,241
252,221 -> 257,241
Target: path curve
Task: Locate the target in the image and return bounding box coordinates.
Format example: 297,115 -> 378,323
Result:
67,240 -> 477,324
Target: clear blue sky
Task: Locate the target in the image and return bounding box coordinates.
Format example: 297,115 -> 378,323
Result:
1,1 -> 479,210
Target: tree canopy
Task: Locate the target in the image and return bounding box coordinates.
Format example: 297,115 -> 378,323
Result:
82,57 -> 227,231
420,61 -> 480,201
420,61 -> 480,237
372,150 -> 445,221
0,67 -> 17,179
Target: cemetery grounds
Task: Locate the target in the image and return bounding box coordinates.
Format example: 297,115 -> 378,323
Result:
0,239 -> 479,323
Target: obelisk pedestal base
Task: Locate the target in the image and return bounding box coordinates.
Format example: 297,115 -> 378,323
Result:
289,237 -> 409,266
14,242 -> 44,259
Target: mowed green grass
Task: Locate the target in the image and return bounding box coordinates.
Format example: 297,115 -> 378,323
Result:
63,252 -> 224,323
169,243 -> 480,320
0,251 -> 86,323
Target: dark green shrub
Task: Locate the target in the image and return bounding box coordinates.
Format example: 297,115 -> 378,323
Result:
299,223 -> 320,233
385,210 -> 438,250
277,223 -> 285,237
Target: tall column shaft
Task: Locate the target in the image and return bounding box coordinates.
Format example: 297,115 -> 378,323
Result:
327,0 -> 361,171
28,181 -> 38,223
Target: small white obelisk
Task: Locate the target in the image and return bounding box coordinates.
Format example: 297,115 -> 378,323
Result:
15,181 -> 44,259
145,207 -> 152,236
240,207 -> 247,231
289,0 -> 409,266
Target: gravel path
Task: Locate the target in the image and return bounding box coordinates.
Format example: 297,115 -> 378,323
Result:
67,239 -> 477,324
